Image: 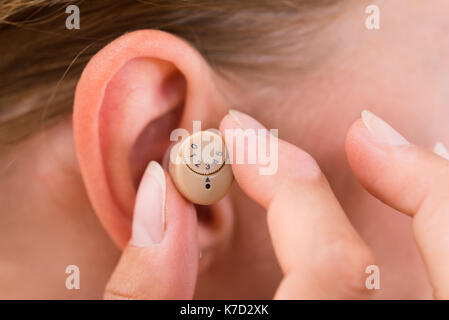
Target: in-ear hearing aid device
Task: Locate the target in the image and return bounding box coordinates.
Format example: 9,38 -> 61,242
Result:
169,130 -> 233,205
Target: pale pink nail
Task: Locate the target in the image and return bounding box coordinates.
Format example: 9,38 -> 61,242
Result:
228,109 -> 266,130
130,161 -> 166,246
361,110 -> 409,146
434,142 -> 449,160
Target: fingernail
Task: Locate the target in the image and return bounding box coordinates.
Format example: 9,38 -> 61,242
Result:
228,109 -> 265,129
433,142 -> 449,160
131,161 -> 166,246
361,110 -> 409,146
228,109 -> 243,127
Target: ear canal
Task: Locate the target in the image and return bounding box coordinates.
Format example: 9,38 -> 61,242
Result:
168,130 -> 233,205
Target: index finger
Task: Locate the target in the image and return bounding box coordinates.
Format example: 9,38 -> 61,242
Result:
346,110 -> 449,299
219,110 -> 376,299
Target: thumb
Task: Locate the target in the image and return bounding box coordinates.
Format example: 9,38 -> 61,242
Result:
104,161 -> 198,299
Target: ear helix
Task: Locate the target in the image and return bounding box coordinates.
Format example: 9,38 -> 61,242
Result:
168,130 -> 233,205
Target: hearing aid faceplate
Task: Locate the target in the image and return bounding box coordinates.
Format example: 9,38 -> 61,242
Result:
169,130 -> 233,205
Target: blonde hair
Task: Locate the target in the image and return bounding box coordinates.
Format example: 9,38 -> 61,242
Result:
0,0 -> 341,145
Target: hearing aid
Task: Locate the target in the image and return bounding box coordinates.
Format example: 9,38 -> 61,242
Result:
168,130 -> 233,205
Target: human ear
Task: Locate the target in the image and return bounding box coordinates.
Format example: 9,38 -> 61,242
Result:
73,30 -> 231,249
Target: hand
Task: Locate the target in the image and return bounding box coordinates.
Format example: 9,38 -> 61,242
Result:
219,110 -> 376,299
103,109 -> 449,300
218,109 -> 449,299
103,161 -> 199,299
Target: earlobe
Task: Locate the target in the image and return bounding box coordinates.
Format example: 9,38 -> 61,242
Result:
73,30 -> 224,248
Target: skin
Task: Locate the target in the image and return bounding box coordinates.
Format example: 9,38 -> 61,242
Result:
0,0 -> 448,299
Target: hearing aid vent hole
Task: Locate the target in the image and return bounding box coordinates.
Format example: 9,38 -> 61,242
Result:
205,183 -> 211,189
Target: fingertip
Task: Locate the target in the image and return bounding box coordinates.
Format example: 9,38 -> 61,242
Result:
345,119 -> 372,156
345,119 -> 368,169
220,112 -> 325,208
219,113 -> 238,134
219,110 -> 266,134
346,118 -> 389,185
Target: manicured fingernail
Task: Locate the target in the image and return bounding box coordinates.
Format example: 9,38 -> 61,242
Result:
433,142 -> 449,160
131,161 -> 166,246
228,109 -> 243,127
361,110 -> 409,146
228,109 -> 265,129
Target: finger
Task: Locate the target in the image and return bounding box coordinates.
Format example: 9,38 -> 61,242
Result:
220,110 -> 376,299
346,110 -> 449,299
104,161 -> 198,299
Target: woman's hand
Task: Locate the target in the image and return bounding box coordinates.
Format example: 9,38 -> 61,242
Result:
219,110 -> 376,299
104,109 -> 449,299
218,109 -> 449,299
103,161 -> 199,299
345,110 -> 449,299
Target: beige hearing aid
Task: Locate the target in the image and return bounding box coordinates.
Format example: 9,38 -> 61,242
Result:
169,130 -> 233,205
